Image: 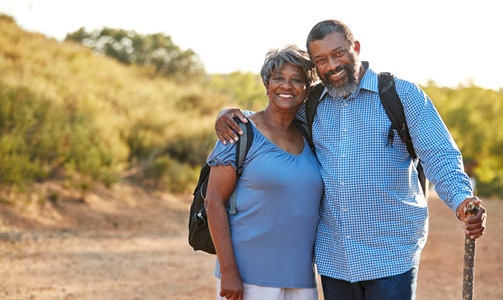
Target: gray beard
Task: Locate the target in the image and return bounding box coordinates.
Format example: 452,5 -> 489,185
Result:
324,81 -> 359,98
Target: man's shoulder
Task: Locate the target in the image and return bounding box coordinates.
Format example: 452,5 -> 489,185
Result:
389,75 -> 425,99
362,63 -> 418,94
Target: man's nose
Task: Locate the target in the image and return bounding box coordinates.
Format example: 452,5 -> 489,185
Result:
328,56 -> 340,70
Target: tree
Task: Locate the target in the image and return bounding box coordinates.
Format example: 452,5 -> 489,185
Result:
65,27 -> 205,81
210,71 -> 266,111
425,85 -> 503,197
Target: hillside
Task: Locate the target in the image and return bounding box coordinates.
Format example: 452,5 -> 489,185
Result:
0,14 -> 240,199
2,14 -> 503,199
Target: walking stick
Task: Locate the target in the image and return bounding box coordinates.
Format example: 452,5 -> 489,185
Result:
462,202 -> 479,300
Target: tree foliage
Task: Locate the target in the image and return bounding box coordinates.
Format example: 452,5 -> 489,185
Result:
210,71 -> 267,111
1,14 -> 503,198
65,27 -> 205,81
424,85 -> 503,197
0,15 -> 231,194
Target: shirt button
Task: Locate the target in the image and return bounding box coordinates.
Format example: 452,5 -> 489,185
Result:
346,235 -> 351,239
341,182 -> 345,186
341,154 -> 346,158
342,208 -> 348,212
343,128 -> 348,132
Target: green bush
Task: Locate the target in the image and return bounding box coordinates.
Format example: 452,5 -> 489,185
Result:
0,135 -> 44,185
0,82 -> 127,188
143,156 -> 198,193
165,130 -> 216,167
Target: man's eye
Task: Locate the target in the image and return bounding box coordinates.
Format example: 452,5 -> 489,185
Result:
334,49 -> 347,57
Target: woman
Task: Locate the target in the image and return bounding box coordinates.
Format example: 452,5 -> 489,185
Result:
205,45 -> 323,300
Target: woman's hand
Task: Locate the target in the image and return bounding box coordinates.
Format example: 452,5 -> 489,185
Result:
220,270 -> 244,300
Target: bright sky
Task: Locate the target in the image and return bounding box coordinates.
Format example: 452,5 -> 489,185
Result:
1,0 -> 501,90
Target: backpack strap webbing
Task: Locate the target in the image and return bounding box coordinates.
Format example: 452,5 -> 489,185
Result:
378,72 -> 416,159
293,119 -> 315,152
305,82 -> 325,134
229,118 -> 253,214
378,72 -> 427,196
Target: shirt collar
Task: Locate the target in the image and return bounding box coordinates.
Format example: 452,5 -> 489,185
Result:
359,61 -> 379,94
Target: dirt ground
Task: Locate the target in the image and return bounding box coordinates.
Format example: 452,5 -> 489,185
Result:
0,183 -> 501,300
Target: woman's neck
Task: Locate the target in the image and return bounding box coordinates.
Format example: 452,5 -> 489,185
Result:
259,107 -> 295,130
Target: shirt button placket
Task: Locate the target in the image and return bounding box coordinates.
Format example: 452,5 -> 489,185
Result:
339,100 -> 351,244
338,98 -> 350,244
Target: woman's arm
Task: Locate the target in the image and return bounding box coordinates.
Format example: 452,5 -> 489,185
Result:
205,164 -> 243,300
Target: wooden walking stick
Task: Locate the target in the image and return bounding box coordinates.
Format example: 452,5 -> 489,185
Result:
462,202 -> 479,300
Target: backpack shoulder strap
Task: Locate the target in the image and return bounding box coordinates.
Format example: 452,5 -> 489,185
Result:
293,119 -> 315,152
378,72 -> 416,160
378,72 -> 428,197
229,117 -> 253,214
305,82 -> 325,133
235,118 -> 253,175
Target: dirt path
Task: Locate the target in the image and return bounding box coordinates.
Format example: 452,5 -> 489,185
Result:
0,190 -> 501,300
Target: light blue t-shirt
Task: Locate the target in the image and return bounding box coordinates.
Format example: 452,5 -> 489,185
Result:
207,121 -> 323,288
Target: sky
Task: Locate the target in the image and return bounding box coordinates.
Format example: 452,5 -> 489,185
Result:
0,0 -> 502,90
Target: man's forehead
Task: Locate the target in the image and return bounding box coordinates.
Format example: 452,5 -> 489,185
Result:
310,32 -> 348,52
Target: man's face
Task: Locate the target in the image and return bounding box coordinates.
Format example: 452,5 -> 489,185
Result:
309,32 -> 360,98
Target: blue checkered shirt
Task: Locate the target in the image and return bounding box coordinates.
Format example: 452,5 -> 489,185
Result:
297,62 -> 473,282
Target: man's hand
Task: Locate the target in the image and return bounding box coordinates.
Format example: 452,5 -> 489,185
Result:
456,196 -> 487,239
215,108 -> 247,144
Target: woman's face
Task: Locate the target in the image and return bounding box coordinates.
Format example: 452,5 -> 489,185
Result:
266,63 -> 308,111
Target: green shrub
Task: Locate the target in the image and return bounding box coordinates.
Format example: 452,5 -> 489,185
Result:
165,130 -> 216,167
143,156 -> 198,193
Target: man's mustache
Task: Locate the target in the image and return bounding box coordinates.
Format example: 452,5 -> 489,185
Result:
326,66 -> 346,77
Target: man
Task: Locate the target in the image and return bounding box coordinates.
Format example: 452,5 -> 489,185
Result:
214,19 -> 487,299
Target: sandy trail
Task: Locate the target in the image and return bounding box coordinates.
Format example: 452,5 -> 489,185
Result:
0,192 -> 501,300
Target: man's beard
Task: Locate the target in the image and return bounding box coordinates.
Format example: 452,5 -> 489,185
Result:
320,58 -> 359,98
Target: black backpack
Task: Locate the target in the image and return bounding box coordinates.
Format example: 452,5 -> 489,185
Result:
305,72 -> 428,197
188,119 -> 253,254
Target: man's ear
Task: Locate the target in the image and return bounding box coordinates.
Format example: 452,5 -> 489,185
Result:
353,40 -> 361,55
